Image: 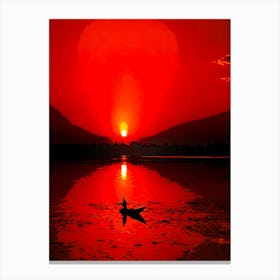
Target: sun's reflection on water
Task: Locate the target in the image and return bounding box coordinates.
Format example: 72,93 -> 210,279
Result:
121,164 -> 127,180
120,155 -> 128,180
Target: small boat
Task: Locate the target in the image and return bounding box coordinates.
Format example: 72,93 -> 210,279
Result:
119,198 -> 146,225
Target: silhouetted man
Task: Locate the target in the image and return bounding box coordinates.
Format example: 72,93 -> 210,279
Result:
122,197 -> 127,210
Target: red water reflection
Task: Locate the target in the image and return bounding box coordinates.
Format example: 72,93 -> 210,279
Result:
53,159 -> 210,260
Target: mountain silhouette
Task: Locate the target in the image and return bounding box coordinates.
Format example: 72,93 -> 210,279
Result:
50,106 -> 111,144
140,111 -> 230,145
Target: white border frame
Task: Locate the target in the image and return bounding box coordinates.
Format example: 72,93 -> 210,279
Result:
1,0 -> 279,279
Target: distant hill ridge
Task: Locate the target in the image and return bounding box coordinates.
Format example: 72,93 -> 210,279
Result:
50,106 -> 111,144
140,111 -> 230,145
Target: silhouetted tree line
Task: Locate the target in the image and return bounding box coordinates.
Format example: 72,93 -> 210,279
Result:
50,141 -> 230,160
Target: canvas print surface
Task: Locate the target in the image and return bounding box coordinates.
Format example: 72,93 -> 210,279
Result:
50,19 -> 230,261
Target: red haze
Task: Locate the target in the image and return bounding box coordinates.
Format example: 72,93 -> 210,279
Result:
50,19 -> 230,141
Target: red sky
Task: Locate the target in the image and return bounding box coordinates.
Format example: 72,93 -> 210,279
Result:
50,19 -> 230,141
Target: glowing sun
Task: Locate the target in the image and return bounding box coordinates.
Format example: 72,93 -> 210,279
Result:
120,122 -> 128,138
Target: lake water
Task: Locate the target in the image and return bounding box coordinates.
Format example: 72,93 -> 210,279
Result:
50,157 -> 230,261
